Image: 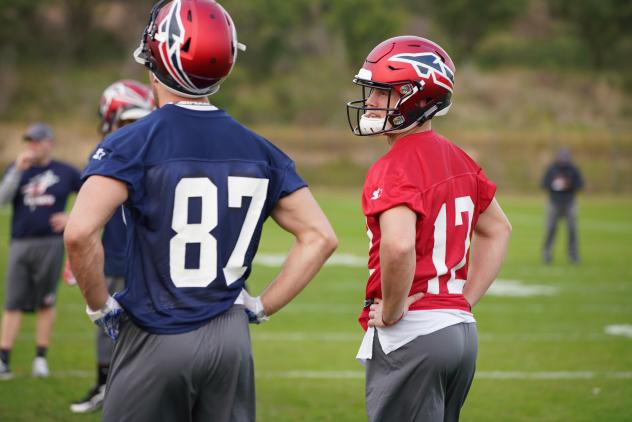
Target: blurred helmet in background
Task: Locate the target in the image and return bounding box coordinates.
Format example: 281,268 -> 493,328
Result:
133,0 -> 246,98
99,80 -> 155,134
346,36 -> 455,136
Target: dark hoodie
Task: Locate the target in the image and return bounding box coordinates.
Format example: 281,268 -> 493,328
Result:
541,148 -> 584,204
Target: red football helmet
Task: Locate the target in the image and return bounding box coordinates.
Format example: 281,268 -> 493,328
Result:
99,80 -> 155,134
133,0 -> 245,98
346,36 -> 455,136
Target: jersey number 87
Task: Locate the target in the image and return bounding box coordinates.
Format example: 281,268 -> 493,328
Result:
170,176 -> 269,288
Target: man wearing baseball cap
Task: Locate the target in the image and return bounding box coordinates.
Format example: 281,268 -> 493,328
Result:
0,122 -> 81,380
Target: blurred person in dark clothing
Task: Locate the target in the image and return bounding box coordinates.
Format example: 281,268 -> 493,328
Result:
0,123 -> 82,380
541,148 -> 584,264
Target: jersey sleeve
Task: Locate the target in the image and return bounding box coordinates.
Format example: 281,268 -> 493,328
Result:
278,162 -> 307,198
82,130 -> 144,205
71,165 -> 83,192
260,138 -> 307,209
476,168 -> 497,213
363,164 -> 425,217
0,164 -> 20,207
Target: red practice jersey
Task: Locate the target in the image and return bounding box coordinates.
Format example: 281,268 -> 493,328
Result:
359,131 -> 496,331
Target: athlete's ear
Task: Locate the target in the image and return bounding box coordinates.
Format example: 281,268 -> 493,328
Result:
148,72 -> 162,108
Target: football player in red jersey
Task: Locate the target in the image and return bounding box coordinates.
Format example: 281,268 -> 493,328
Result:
347,36 -> 512,421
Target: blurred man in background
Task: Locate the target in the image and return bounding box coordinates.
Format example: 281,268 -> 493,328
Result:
69,80 -> 154,413
541,147 -> 584,264
64,1 -> 337,421
0,123 -> 81,380
347,36 -> 511,421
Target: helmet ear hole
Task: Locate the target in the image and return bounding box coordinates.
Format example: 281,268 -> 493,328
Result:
181,38 -> 192,53
399,84 -> 413,96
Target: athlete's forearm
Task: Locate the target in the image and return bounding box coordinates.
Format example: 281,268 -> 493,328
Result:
380,242 -> 416,323
65,231 -> 110,311
0,167 -> 22,207
64,176 -> 127,311
464,229 -> 510,307
260,229 -> 337,316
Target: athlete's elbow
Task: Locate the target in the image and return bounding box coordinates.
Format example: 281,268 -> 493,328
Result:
305,224 -> 338,257
327,231 -> 339,255
501,218 -> 512,239
318,226 -> 338,257
383,234 -> 415,256
63,221 -> 92,253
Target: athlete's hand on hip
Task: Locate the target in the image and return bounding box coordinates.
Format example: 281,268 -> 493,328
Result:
368,292 -> 424,328
241,289 -> 269,324
86,295 -> 124,341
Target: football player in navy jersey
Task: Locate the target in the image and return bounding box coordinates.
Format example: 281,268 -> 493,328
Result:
0,123 -> 82,380
70,80 -> 154,413
347,36 -> 512,421
64,1 -> 337,421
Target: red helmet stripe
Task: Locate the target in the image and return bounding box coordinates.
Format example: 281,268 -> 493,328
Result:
159,41 -> 190,90
157,1 -> 200,92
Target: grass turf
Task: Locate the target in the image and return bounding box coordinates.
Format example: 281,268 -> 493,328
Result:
0,192 -> 631,421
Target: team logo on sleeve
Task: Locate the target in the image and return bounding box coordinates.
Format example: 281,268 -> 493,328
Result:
370,188 -> 383,200
92,148 -> 108,160
389,53 -> 455,92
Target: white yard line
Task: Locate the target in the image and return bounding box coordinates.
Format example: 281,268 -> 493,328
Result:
19,370 -> 632,381
279,302 -> 632,314
258,370 -> 632,380
253,332 -> 359,342
477,371 -> 632,380
487,279 -> 558,296
605,324 -> 632,338
13,330 -> 622,343
255,253 -> 366,267
14,328 -> 627,343
0,369 -> 93,379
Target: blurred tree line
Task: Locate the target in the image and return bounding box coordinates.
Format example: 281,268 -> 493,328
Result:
0,0 -> 630,125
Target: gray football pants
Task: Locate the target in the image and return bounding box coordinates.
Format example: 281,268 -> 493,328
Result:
103,305 -> 254,422
4,236 -> 64,311
543,200 -> 579,262
366,323 -> 478,422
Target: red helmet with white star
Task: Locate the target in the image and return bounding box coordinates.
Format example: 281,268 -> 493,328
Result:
346,36 -> 455,136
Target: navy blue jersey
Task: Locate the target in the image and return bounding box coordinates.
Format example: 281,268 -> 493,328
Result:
7,160 -> 81,239
102,206 -> 130,277
83,104 -> 307,334
86,144 -> 131,278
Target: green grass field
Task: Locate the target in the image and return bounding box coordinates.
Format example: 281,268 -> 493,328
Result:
0,192 -> 631,421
